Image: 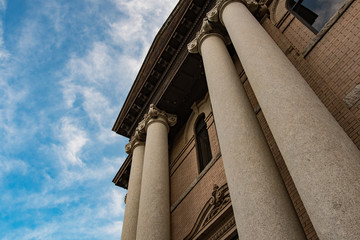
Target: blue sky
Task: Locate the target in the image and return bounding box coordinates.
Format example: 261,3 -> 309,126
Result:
0,0 -> 177,239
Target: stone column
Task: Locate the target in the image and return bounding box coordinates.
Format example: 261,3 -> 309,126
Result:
136,104 -> 177,240
212,1 -> 360,239
188,20 -> 305,240
121,126 -> 146,240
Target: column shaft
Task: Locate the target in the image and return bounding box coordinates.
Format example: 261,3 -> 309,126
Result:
200,34 -> 305,239
136,119 -> 171,240
221,2 -> 360,239
121,144 -> 145,240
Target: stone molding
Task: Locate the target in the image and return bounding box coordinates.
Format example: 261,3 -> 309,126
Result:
203,184 -> 231,225
183,183 -> 233,240
208,217 -> 236,240
143,104 -> 177,132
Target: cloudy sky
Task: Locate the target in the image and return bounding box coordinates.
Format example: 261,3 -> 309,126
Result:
0,0 -> 177,239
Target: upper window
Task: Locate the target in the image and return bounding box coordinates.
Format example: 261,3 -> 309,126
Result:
195,114 -> 212,173
286,0 -> 345,33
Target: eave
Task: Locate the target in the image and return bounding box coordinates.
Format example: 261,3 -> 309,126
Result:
112,0 -> 211,138
112,0 -> 214,189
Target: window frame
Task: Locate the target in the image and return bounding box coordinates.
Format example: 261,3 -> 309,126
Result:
286,0 -> 319,34
194,113 -> 213,173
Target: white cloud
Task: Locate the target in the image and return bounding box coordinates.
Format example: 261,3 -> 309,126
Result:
0,21 -> 9,59
0,79 -> 29,151
22,192 -> 73,209
0,0 -> 6,11
4,223 -> 59,240
0,157 -> 28,178
56,156 -> 125,188
53,117 -> 89,166
98,220 -> 123,237
109,0 -> 177,62
60,41 -> 135,145
0,0 -> 178,239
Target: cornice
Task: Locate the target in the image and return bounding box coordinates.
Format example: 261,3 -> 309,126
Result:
112,155 -> 131,189
112,0 -> 209,138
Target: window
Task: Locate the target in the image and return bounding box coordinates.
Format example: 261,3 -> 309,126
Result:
195,114 -> 212,173
286,0 -> 346,33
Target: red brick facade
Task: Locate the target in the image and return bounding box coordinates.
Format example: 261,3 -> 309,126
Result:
168,1 -> 359,239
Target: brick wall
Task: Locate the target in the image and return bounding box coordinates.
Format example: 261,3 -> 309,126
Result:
267,0 -> 360,148
170,158 -> 227,240
168,1 -> 359,239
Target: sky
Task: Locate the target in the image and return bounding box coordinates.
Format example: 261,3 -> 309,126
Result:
0,0 -> 177,239
301,0 -> 345,30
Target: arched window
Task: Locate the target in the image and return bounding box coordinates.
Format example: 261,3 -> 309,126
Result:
195,114 -> 212,173
286,0 -> 345,33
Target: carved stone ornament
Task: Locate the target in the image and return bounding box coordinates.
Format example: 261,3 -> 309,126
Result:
125,121 -> 146,154
187,18 -> 228,54
184,183 -> 232,240
207,0 -> 268,24
143,104 -> 177,132
206,0 -> 246,23
204,184 -> 231,225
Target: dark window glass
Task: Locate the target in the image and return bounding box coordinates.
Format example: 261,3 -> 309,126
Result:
286,0 -> 345,33
195,114 -> 212,172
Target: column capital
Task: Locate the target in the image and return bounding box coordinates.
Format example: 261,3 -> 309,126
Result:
207,0 -> 268,24
143,104 -> 177,132
125,122 -> 146,154
187,18 -> 228,54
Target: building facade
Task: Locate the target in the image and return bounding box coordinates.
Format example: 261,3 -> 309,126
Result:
112,0 -> 360,239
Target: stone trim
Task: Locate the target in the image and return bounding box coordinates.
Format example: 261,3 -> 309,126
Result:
183,183 -> 235,240
343,84 -> 360,108
208,217 -> 236,240
170,152 -> 222,212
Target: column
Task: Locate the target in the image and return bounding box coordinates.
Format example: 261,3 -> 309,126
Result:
214,1 -> 360,239
188,20 -> 305,239
121,126 -> 146,240
136,104 -> 177,240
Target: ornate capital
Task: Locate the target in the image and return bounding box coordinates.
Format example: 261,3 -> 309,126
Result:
247,0 -> 269,19
143,104 -> 177,132
125,121 -> 146,154
187,18 -> 228,54
206,0 -> 245,23
207,0 -> 268,24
